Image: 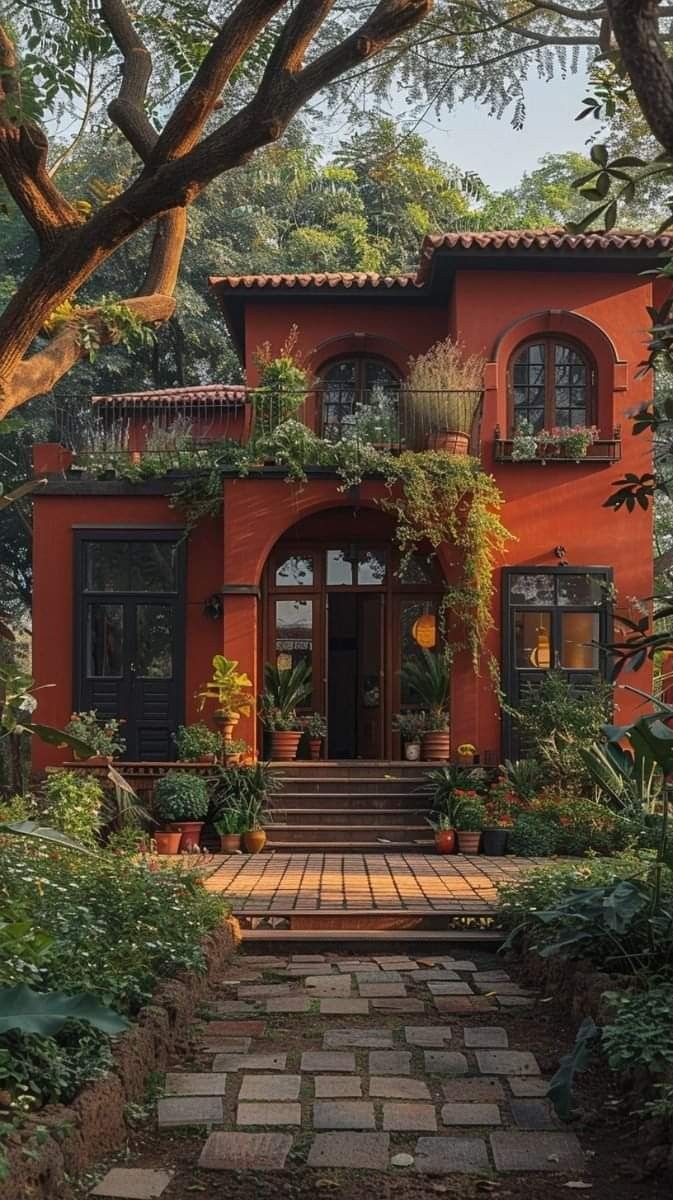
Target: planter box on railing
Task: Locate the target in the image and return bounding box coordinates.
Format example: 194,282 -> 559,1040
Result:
493,426 -> 622,465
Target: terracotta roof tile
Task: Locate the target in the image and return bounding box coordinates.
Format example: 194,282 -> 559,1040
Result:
91,383 -> 247,404
208,270 -> 419,291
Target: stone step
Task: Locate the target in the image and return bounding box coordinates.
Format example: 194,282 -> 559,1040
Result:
264,838 -> 435,852
273,791 -> 427,808
275,778 -> 427,795
271,808 -> 430,826
241,928 -> 503,943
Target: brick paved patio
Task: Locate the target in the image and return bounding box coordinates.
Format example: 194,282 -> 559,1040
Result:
203,853 -> 545,914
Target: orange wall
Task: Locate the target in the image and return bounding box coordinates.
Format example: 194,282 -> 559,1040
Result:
31,495 -> 223,771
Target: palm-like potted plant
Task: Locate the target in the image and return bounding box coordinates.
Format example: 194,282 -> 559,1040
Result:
197,654 -> 254,741
211,761 -> 282,853
393,710 -> 426,761
153,771 -> 210,852
400,650 -> 450,760
260,660 -> 312,760
303,711 -> 327,760
454,791 -> 485,855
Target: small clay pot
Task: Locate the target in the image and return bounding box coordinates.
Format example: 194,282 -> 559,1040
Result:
269,730 -> 302,761
434,828 -> 456,855
220,833 -> 241,853
308,739 -> 322,761
404,741 -> 421,762
243,829 -> 267,854
426,431 -> 469,454
482,828 -> 508,856
154,830 -> 182,855
457,830 -> 482,854
168,820 -> 204,852
422,730 -> 450,761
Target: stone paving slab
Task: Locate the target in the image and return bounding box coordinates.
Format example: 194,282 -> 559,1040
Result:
304,977 -> 352,997
212,1053 -> 287,1072
475,982 -> 535,996
203,1020 -> 265,1037
266,996 -> 310,1013
286,964 -> 335,977
435,996 -> 496,1014
291,954 -> 325,963
199,1131 -> 292,1170
313,1101 -> 376,1130
210,1001 -> 260,1015
238,984 -> 292,999
301,1051 -> 356,1072
307,1132 -> 390,1169
463,1027 -> 509,1049
510,1100 -> 559,1130
441,1103 -> 502,1126
324,1029 -> 392,1049
238,1075 -> 301,1101
382,1102 -> 437,1132
427,981 -> 473,995
371,998 -> 425,1013
405,1025 -> 452,1047
410,969 -> 460,982
91,1169 -> 173,1198
509,1078 -> 550,1097
442,1078 -> 505,1102
369,1076 -> 431,1100
499,996 -> 536,1008
157,1097 -> 223,1127
368,1050 -> 411,1075
320,998 -> 369,1015
472,971 -> 511,983
314,1076 -> 363,1098
355,970 -> 399,983
414,1135 -> 490,1174
490,1131 -> 585,1172
165,1073 -> 228,1096
424,1050 -> 468,1076
448,961 -> 477,971
236,1102 -> 301,1126
358,982 -> 407,998
476,1050 -> 540,1076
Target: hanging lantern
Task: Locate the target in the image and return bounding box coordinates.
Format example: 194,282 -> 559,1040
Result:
529,624 -> 551,669
276,652 -> 293,671
412,613 -> 437,649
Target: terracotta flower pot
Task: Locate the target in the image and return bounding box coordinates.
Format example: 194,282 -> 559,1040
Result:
457,830 -> 482,854
243,829 -> 267,854
270,730 -> 302,761
220,833 -> 241,853
154,830 -> 182,855
404,741 -> 421,761
426,431 -> 469,454
308,739 -> 322,761
168,820 -> 204,852
213,711 -> 236,741
422,730 -> 450,761
434,828 -> 456,855
482,828 -> 508,856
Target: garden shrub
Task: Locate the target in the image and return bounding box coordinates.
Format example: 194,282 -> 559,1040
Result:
153,771 -> 210,822
41,769 -> 105,848
509,812 -> 560,857
497,853 -> 651,936
602,984 -> 673,1075
507,671 -> 613,792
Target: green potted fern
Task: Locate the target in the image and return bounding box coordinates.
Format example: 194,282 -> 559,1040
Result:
260,660 -> 312,760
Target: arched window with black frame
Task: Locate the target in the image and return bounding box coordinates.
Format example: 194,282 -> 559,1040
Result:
320,356 -> 401,445
509,336 -> 595,435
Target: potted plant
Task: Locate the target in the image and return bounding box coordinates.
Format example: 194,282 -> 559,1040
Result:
153,770 -> 210,851
454,792 -> 486,854
457,742 -> 477,766
426,811 -> 457,855
393,711 -> 426,761
405,337 -> 485,453
214,803 -> 245,852
66,710 -> 126,764
482,775 -> 517,855
260,660 -> 312,760
197,654 -> 254,741
400,650 -> 450,760
223,737 -> 248,765
211,761 -> 282,854
173,722 -> 222,763
303,712 -> 327,760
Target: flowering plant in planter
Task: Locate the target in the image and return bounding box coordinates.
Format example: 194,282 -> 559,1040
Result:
511,419 -> 539,461
303,712 -> 327,740
66,710 -> 126,758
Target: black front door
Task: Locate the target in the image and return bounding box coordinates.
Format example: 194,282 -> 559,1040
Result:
327,592 -> 383,759
75,532 -> 185,760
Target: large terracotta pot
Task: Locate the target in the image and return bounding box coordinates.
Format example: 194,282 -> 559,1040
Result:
426,431 -> 469,454
422,730 -> 450,761
213,711 -> 236,741
434,828 -> 456,855
457,830 -> 482,854
154,830 -> 182,855
308,739 -> 322,761
220,833 -> 241,853
270,730 -> 302,761
168,820 -> 204,852
482,828 -> 508,856
243,829 -> 267,854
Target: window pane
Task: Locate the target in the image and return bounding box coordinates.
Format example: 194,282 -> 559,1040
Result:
557,574 -> 604,606
561,612 -> 599,670
136,605 -> 173,677
555,343 -> 588,426
400,601 -> 438,704
509,573 -> 555,605
512,343 -> 547,432
87,603 -> 124,676
276,554 -> 314,587
275,599 -> 313,676
515,611 -> 552,669
86,542 -> 130,591
86,540 -> 176,592
129,542 -> 177,592
358,548 -> 386,585
327,549 -> 354,586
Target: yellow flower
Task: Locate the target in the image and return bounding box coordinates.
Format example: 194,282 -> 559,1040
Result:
457,743 -> 476,756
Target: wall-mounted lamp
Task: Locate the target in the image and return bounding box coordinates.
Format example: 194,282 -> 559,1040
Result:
529,623 -> 551,669
203,593 -> 223,620
412,612 -> 437,649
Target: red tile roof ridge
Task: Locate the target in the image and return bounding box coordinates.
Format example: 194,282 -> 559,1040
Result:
91,382 -> 247,403
208,270 -> 419,290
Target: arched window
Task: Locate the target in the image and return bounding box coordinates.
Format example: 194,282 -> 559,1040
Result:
321,356 -> 400,443
509,337 -> 594,434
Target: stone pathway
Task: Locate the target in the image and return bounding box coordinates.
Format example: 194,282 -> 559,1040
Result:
89,950 -> 589,1196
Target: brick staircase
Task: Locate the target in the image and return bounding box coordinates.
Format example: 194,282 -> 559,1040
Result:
266,761 -> 433,853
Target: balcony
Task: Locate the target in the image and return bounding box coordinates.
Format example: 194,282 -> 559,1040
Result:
493,425 -> 622,465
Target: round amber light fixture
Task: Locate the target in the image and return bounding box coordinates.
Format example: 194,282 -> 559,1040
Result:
412,613 -> 437,649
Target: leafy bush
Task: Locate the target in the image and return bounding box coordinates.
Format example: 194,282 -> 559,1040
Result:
42,770 -> 104,848
65,710 -> 126,757
602,985 -> 673,1074
508,794 -> 637,858
507,671 -> 613,792
153,771 -> 210,822
497,854 -> 650,938
509,812 -> 560,857
174,723 -> 222,761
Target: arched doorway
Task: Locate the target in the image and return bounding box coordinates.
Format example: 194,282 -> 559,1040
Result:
263,507 -> 444,759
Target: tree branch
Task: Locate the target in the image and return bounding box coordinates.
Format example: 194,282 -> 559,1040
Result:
263,0 -> 336,77
101,0 -> 157,160
607,0 -> 673,158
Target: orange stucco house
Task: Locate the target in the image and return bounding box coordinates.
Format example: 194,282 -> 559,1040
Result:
31,229 -> 662,772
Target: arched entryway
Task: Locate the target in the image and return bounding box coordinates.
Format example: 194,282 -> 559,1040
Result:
262,507 -> 445,759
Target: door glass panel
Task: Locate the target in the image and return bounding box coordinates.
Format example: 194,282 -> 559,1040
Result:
86,542 -> 130,591
400,601 -> 437,705
515,611 -> 552,669
561,612 -> 599,669
509,573 -> 555,605
557,574 -> 604,606
399,553 -> 435,584
275,599 -> 313,673
86,540 -> 176,592
87,603 -> 124,677
358,548 -> 386,586
276,554 -> 314,587
136,605 -> 173,677
130,543 -> 177,592
326,549 -> 354,586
